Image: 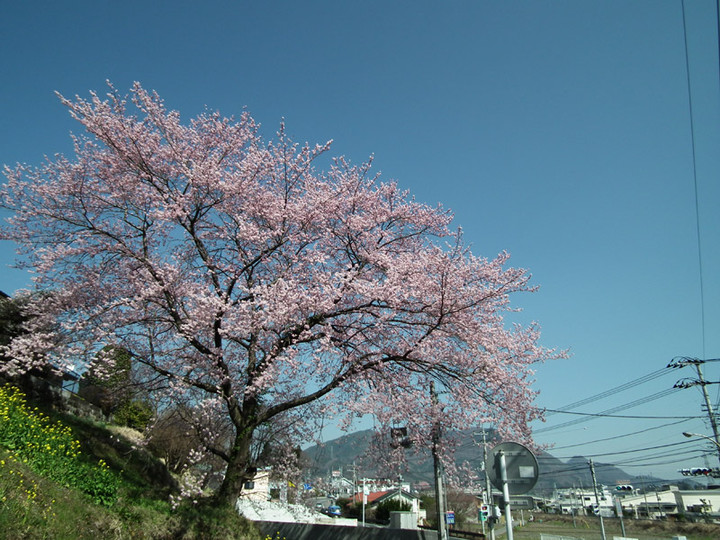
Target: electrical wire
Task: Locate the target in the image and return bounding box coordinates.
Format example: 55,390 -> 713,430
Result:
612,448 -> 707,467
542,410 -> 699,420
535,388 -> 686,434
543,440 -> 695,461
548,419 -> 689,450
681,0 -> 707,361
537,448 -> 708,478
546,367 -> 674,415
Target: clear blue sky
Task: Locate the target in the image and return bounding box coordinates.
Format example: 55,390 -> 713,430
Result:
1,0 -> 719,482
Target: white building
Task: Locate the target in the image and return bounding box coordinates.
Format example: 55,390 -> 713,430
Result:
550,487 -> 615,516
617,485 -> 720,519
327,474 -> 355,497
239,468 -> 271,502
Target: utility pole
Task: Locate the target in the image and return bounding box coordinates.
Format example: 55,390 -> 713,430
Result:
669,357 -> 720,466
351,461 -> 357,501
482,430 -> 496,540
588,459 -> 607,540
694,362 -> 720,467
362,476 -> 366,527
431,382 -> 449,540
616,495 -> 627,537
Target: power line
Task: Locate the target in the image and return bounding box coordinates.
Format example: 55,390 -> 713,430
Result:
536,388 -> 687,434
543,409 -> 699,420
680,0 -> 707,360
546,367 -> 674,415
546,440 -> 695,461
612,448 -> 708,467
619,456 -> 706,469
548,419 -> 689,451
537,449 -> 708,478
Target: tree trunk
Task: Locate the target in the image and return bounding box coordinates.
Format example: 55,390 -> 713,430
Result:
215,424 -> 256,508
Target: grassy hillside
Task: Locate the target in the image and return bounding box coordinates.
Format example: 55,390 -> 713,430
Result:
0,383 -> 262,539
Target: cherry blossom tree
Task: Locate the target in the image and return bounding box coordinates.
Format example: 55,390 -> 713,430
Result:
1,83 -> 561,507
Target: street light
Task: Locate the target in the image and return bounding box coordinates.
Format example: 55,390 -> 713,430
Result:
682,432 -> 720,479
683,431 -> 720,450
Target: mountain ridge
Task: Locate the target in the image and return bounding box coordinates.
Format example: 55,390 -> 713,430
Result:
301,429 -> 686,493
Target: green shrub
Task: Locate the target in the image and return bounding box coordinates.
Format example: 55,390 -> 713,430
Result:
337,497 -> 362,518
374,498 -> 412,522
113,399 -> 154,431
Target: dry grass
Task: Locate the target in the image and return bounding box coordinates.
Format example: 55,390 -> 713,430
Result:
106,424 -> 145,445
504,513 -> 720,540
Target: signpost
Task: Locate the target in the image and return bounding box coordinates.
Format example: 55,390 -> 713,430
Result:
488,442 -> 539,540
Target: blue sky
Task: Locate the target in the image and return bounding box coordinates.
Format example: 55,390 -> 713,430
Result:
2,1 -> 719,481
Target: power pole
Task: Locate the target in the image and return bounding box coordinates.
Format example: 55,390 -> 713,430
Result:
588,459 -> 607,540
362,476 -> 366,527
616,494 -> 627,537
431,382 -> 449,540
694,362 -> 720,467
669,357 -> 720,466
482,430 -> 496,540
351,461 -> 358,499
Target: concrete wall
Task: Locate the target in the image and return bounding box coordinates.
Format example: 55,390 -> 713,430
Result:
390,511 -> 419,530
10,373 -> 107,423
255,521 -> 440,540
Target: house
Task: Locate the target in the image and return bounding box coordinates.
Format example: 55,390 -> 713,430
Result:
350,489 -> 427,525
239,468 -> 271,502
550,486 -> 615,516
616,485 -> 720,520
327,475 -> 355,497
350,489 -> 390,506
374,489 -> 423,515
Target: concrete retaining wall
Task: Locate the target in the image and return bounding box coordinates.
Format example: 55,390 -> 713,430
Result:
255,521 -> 439,540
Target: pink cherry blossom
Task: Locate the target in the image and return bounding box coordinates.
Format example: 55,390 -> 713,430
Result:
0,82 -> 564,506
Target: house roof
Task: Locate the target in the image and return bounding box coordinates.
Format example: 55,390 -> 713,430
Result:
351,490 -> 390,505
375,489 -> 420,504
351,489 -> 419,505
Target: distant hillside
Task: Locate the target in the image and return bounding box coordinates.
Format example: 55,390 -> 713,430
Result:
302,429 -> 684,494
302,429 -> 483,485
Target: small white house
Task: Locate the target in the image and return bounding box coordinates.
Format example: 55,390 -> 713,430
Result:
239,469 -> 271,502
328,475 -> 355,497
351,489 -> 427,525
551,487 -> 614,516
